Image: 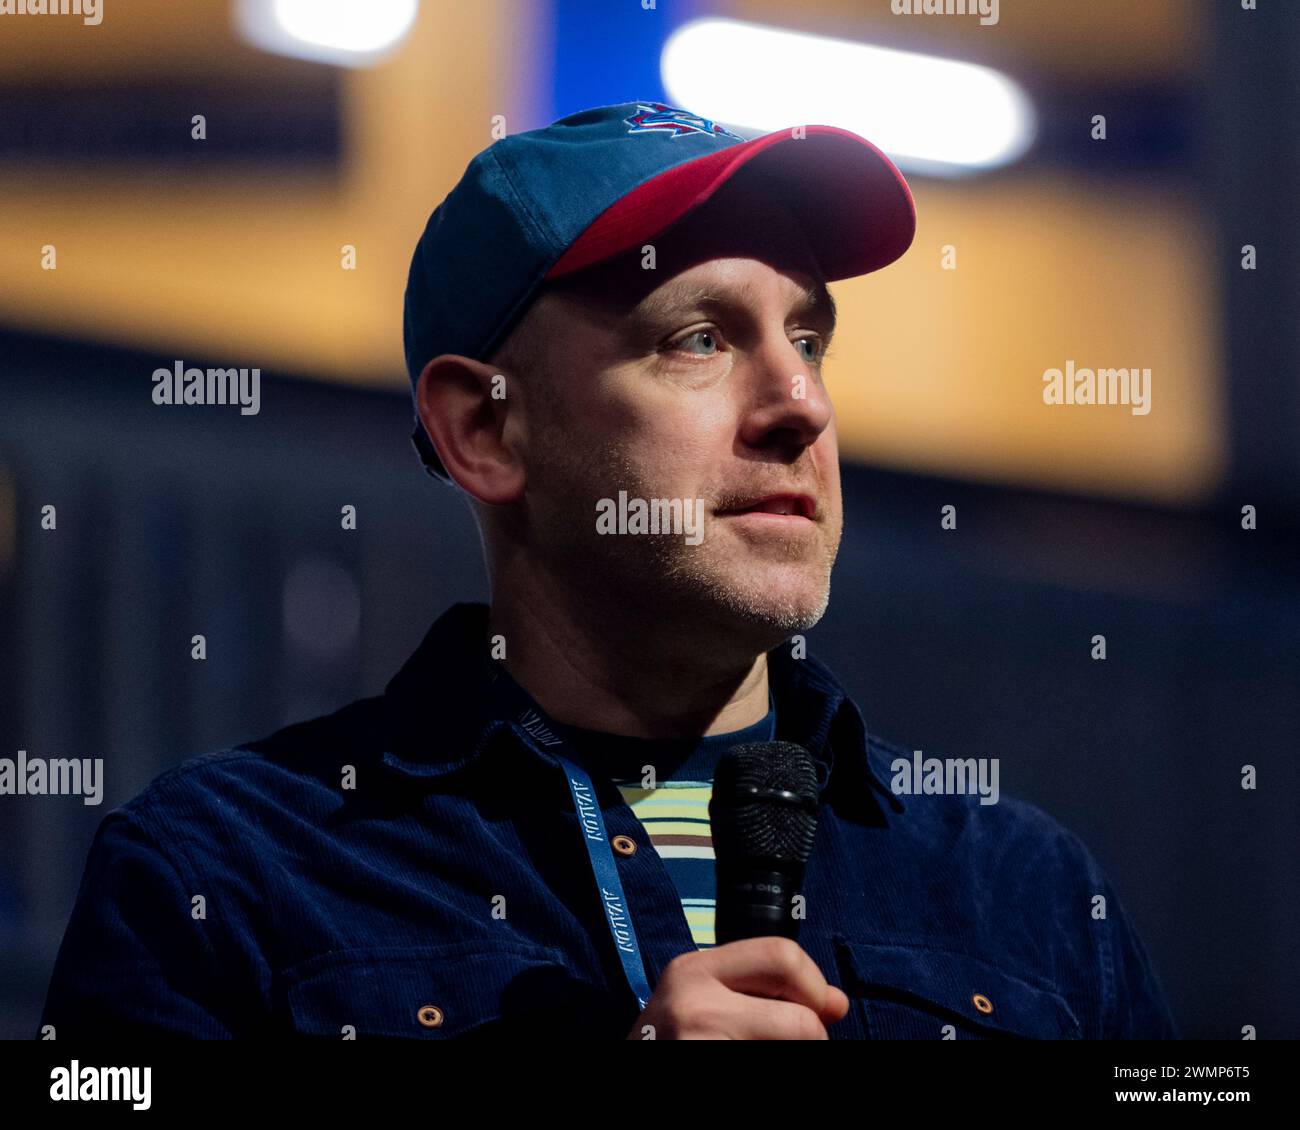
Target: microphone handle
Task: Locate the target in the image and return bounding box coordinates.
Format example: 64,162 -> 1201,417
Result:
714,860 -> 805,944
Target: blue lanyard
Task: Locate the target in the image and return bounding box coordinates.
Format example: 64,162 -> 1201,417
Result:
495,670 -> 653,1012
554,753 -> 653,1012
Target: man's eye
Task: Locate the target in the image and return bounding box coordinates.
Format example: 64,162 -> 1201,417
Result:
672,329 -> 719,356
795,336 -> 823,363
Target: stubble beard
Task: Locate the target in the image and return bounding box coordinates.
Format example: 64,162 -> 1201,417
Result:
531,425 -> 841,649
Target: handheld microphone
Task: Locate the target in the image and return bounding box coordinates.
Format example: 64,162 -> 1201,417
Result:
710,742 -> 820,945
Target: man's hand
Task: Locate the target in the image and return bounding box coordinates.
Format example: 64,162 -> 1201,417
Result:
625,936 -> 850,1039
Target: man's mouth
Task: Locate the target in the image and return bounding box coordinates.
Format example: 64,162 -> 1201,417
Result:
715,493 -> 816,521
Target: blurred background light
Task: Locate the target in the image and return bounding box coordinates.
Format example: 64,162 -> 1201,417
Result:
235,0 -> 419,67
661,17 -> 1036,175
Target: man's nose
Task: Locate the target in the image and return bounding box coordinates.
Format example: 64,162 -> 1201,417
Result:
736,334 -> 834,456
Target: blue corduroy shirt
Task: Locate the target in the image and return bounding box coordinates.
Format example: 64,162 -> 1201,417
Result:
39,601 -> 1178,1040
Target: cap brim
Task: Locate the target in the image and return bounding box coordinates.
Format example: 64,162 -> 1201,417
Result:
545,124 -> 916,283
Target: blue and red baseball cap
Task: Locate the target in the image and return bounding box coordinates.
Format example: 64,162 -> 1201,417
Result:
404,100 -> 916,479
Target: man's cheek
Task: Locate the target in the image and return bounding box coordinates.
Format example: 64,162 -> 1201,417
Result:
662,425 -> 719,476
626,430 -> 700,485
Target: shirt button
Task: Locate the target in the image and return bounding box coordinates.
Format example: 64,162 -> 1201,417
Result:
612,834 -> 637,856
417,1004 -> 444,1028
972,993 -> 993,1015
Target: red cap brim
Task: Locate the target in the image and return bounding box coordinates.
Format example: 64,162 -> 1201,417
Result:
545,124 -> 916,282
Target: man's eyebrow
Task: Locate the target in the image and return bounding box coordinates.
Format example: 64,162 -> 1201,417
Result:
635,277 -> 838,337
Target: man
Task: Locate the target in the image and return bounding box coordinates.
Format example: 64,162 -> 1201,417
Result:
40,101 -> 1177,1040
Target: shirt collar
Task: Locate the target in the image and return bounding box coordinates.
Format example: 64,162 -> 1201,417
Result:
379,601 -> 903,816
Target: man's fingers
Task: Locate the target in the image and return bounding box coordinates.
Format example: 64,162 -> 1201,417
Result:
722,995 -> 832,1040
699,937 -> 841,1019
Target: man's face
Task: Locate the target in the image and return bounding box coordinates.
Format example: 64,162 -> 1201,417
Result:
511,183 -> 844,647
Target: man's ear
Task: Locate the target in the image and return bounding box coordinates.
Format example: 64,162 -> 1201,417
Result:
415,355 -> 525,504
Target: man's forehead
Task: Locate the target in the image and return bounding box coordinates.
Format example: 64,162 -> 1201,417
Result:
544,259 -> 835,353
556,237 -> 832,328
636,270 -> 836,324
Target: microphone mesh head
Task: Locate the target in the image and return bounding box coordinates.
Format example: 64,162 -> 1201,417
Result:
711,742 -> 820,865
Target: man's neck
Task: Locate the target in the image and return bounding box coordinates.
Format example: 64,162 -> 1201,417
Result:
486,592 -> 771,739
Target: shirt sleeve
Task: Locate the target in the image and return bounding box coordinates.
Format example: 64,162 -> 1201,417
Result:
37,810 -> 236,1039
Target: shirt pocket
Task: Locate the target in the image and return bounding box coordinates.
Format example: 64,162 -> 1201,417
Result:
280,939 -> 614,1039
834,936 -> 1082,1039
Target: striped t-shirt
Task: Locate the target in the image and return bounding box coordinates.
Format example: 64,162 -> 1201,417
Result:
551,697 -> 777,949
